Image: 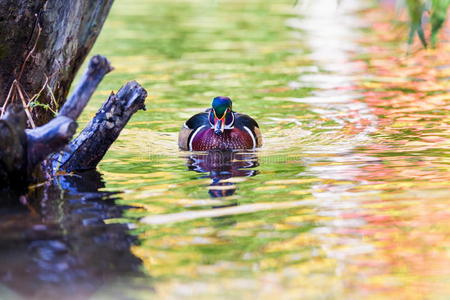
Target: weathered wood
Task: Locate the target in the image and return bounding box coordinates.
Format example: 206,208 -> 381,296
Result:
58,55 -> 113,120
0,54 -> 147,189
0,0 -> 114,126
0,2 -> 149,190
0,106 -> 28,187
26,55 -> 113,171
26,117 -> 77,169
54,81 -> 147,172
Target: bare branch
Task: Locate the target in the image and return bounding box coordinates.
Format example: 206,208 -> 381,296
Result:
55,81 -> 147,172
58,55 -> 113,120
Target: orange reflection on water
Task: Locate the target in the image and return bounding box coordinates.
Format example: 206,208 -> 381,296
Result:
335,5 -> 450,298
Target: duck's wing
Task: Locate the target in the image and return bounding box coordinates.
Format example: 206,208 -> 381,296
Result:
234,113 -> 263,148
178,112 -> 210,150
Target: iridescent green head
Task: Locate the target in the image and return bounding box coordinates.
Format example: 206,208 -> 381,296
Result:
209,96 -> 234,135
212,96 -> 232,118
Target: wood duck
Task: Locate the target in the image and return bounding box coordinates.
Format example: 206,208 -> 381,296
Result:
178,97 -> 262,151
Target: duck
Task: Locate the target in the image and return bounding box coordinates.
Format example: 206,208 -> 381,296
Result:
178,96 -> 262,151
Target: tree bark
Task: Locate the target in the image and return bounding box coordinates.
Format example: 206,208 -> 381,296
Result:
0,2 -> 149,191
0,106 -> 28,188
0,0 -> 114,126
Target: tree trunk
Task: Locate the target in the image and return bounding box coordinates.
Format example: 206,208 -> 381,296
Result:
0,0 -> 114,126
0,2 -> 149,191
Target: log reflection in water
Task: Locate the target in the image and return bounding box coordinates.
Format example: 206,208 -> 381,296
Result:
0,171 -> 149,299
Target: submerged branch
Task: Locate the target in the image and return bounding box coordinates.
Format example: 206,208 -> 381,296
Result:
54,81 -> 147,172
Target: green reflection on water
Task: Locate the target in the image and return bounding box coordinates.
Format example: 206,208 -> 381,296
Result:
87,0 -> 450,299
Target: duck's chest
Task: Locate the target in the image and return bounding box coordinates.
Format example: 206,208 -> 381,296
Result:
190,127 -> 255,151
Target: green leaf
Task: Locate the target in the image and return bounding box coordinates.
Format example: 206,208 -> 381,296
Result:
431,0 -> 450,47
406,0 -> 428,47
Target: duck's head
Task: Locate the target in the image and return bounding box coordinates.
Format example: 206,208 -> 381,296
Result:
209,96 -> 234,135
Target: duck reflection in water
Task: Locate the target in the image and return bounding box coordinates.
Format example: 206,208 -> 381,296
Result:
187,150 -> 259,199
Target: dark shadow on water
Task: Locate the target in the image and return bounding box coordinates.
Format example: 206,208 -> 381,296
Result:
0,171 -> 150,300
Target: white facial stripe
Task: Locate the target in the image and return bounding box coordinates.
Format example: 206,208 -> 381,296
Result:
224,112 -> 235,129
209,111 -> 214,128
189,125 -> 206,151
243,126 -> 256,149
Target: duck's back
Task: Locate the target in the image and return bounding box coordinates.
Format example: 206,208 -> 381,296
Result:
234,113 -> 262,148
178,112 -> 209,150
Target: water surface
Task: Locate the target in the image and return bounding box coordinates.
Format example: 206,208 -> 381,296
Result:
2,0 -> 450,299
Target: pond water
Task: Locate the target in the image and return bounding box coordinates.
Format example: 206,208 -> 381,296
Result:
1,0 -> 450,299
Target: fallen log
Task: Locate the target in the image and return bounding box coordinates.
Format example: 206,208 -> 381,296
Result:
53,81 -> 147,172
0,55 -> 147,189
28,55 -> 112,171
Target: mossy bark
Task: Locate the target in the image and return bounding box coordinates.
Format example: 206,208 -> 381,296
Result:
0,0 -> 114,126
0,2 -> 148,191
